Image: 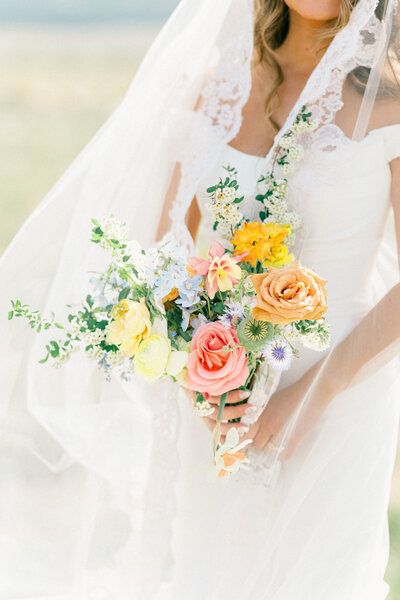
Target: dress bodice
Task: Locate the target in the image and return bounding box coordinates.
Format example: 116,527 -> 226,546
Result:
196,125 -> 400,384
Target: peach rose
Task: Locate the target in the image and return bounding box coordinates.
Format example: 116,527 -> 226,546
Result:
185,323 -> 249,396
251,261 -> 328,324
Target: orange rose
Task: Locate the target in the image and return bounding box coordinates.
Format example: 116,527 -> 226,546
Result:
251,261 -> 328,324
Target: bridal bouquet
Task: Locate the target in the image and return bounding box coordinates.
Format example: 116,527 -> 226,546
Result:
9,107 -> 330,479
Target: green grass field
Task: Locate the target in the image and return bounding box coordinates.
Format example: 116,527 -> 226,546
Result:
1,24 -> 399,596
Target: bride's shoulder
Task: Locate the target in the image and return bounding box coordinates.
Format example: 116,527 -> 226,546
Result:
368,94 -> 400,130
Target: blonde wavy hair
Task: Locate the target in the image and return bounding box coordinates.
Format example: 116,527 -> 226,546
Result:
253,0 -> 361,129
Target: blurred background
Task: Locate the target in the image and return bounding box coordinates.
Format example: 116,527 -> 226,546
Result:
0,0 -> 399,595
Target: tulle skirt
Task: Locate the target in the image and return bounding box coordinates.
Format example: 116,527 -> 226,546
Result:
165,356 -> 400,600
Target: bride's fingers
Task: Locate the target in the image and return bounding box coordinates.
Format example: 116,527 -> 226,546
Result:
207,402 -> 250,422
202,418 -> 249,437
209,390 -> 251,405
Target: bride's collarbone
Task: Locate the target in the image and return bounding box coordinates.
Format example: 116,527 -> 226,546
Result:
229,75 -> 308,157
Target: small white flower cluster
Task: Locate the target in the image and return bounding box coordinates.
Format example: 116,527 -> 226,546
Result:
83,329 -> 106,346
87,346 -> 104,361
258,174 -> 302,244
286,319 -> 331,351
205,180 -> 244,239
192,398 -> 215,417
206,186 -> 243,240
67,320 -> 82,339
87,344 -> 125,366
107,350 -> 126,367
290,119 -> 319,135
99,215 -> 128,250
279,135 -> 304,175
206,201 -> 243,227
216,187 -> 236,204
278,115 -> 319,175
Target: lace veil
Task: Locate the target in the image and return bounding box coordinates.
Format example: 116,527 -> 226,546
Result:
0,0 -> 399,597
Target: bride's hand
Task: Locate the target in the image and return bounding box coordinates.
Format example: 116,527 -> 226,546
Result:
252,372 -> 335,460
183,388 -> 254,441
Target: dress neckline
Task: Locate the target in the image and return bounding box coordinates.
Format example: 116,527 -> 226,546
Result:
225,123 -> 400,162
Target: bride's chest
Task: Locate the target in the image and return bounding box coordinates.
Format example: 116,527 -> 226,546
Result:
196,132 -> 392,239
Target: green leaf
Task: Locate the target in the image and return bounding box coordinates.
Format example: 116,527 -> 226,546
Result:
212,301 -> 225,315
55,323 -> 64,329
259,211 -> 267,221
206,185 -> 217,193
213,222 -> 218,231
8,311 -> 14,320
179,329 -> 192,342
39,353 -> 50,364
118,287 -> 131,301
36,324 -> 42,333
86,295 -> 94,308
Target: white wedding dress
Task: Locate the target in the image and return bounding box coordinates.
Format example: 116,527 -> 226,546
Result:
164,124 -> 400,600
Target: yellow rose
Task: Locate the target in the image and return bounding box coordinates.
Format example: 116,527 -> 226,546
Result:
134,334 -> 171,381
106,298 -> 151,358
134,333 -> 189,382
263,242 -> 294,268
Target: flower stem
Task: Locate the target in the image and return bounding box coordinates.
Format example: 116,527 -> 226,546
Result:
217,392 -> 228,422
206,297 -> 212,319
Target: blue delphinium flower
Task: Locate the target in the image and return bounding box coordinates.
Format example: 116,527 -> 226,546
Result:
181,307 -> 193,332
176,276 -> 203,309
263,338 -> 293,371
152,253 -> 189,300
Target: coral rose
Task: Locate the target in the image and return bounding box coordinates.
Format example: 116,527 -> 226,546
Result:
185,322 -> 249,396
251,261 -> 328,324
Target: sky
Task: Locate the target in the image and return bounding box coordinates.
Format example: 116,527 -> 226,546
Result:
0,0 -> 180,23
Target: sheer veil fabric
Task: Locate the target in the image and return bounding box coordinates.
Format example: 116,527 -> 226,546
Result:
1,0 -> 400,598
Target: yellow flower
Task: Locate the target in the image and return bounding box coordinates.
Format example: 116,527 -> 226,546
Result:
266,222 -> 291,242
263,242 -> 294,268
106,298 -> 151,358
134,334 -> 170,381
231,222 -> 291,268
133,334 -> 188,382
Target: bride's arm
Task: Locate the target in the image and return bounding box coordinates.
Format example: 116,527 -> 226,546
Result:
314,156 -> 400,396
251,158 -> 400,455
156,93 -> 204,243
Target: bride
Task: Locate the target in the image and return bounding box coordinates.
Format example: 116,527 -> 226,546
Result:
1,0 -> 400,598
